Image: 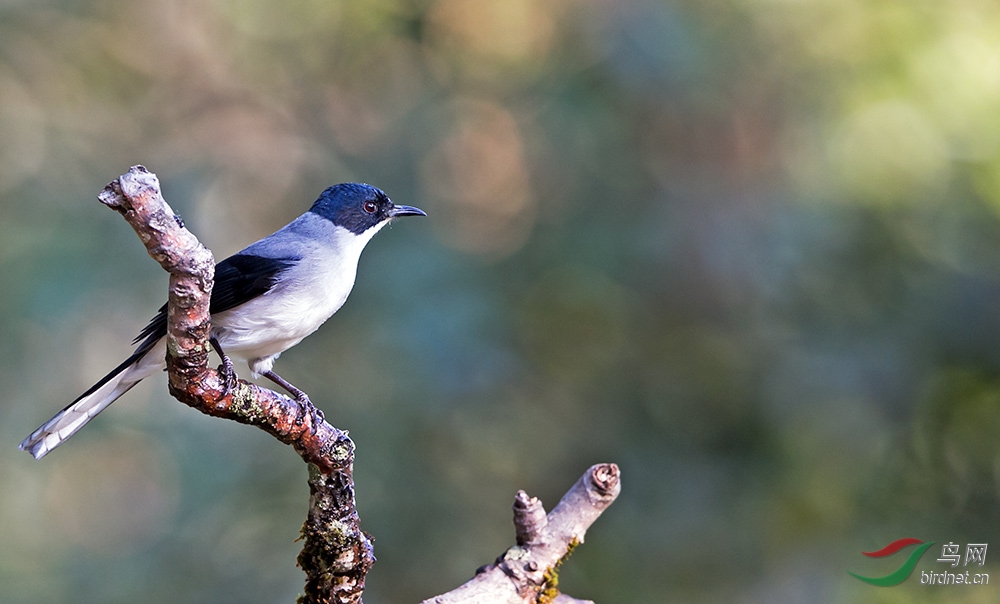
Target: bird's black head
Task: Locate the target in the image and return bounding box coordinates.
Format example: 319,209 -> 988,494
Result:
309,183 -> 425,234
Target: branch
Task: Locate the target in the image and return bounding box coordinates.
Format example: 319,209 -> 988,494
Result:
422,463 -> 621,604
97,166 -> 373,604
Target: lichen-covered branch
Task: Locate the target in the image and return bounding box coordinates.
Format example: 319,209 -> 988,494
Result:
298,466 -> 375,604
421,463 -> 621,604
98,166 -> 373,604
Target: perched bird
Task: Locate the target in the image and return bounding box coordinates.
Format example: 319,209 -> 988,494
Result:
19,183 -> 425,459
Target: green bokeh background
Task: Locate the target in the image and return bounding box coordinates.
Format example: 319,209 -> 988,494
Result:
2,1 -> 1000,602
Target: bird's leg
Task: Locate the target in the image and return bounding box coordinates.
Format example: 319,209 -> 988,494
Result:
262,369 -> 325,422
210,336 -> 238,394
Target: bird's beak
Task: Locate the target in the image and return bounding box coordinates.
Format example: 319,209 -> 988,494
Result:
388,204 -> 427,218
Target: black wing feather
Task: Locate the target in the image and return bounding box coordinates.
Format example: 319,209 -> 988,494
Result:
131,253 -> 300,349
209,253 -> 300,313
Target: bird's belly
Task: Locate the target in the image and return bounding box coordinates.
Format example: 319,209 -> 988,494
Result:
210,284 -> 350,365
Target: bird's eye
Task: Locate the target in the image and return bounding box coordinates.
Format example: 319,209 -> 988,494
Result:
363,200 -> 378,214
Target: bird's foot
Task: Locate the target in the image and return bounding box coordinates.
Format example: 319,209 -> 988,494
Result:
219,359 -> 238,395
294,391 -> 325,423
211,337 -> 238,395
261,369 -> 325,423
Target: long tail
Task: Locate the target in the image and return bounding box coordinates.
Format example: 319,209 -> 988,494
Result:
19,338 -> 166,460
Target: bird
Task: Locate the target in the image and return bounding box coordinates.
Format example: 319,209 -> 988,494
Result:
19,182 -> 425,460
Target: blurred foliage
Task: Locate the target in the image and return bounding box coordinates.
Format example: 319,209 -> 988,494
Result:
2,0 -> 1000,602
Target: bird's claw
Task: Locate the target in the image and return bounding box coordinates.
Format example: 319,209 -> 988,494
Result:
219,360 -> 238,395
211,337 -> 238,396
259,369 -> 325,423
296,393 -> 325,423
